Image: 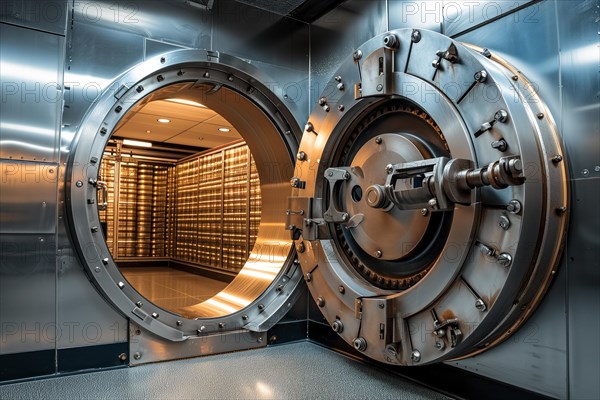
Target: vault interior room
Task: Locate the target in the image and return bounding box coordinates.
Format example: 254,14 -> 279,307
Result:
0,1 -> 598,399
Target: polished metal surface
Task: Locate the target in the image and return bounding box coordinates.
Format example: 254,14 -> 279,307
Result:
0,23 -> 64,163
65,50 -> 304,342
294,28 -> 568,366
0,342 -> 449,400
0,0 -> 67,35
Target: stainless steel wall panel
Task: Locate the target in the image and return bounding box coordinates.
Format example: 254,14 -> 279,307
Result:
567,177 -> 600,400
56,248 -> 128,350
0,0 -> 67,35
0,160 -> 57,234
557,0 -> 600,180
0,23 -> 64,163
0,233 -> 56,354
310,0 -> 387,105
71,0 -> 211,49
442,0 -> 536,37
145,39 -> 188,61
388,0 -> 444,31
212,0 -> 310,124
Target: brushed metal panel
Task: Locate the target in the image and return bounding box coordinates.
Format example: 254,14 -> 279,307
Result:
212,0 -> 310,125
0,0 -> 67,35
71,0 -> 211,49
557,0 -> 600,179
145,39 -> 187,60
0,23 -> 64,163
310,0 -> 387,105
452,1 -> 562,142
56,249 -> 128,349
0,160 -> 57,234
442,0 -> 536,37
389,0 -> 444,31
0,234 -> 56,354
567,178 -> 600,400
61,20 -> 144,152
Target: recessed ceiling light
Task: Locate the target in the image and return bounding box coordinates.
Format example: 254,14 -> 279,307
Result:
123,139 -> 152,148
166,98 -> 207,108
219,127 -> 230,132
157,118 -> 171,123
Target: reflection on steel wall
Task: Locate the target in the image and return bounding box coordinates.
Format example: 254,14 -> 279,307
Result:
99,141 -> 260,272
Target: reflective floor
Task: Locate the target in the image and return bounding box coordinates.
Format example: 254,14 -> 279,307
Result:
121,267 -> 228,310
0,342 -> 450,399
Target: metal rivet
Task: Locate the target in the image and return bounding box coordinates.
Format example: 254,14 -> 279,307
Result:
537,112 -> 544,119
555,206 -> 567,215
353,50 -> 362,61
151,312 -> 159,319
507,199 -> 522,214
335,76 -> 342,82
87,199 -> 95,204
411,350 -> 421,362
100,127 -> 107,135
376,84 -> 383,91
305,122 -> 314,133
76,180 -> 83,188
118,353 -> 127,361
378,302 -> 385,309
323,105 -> 330,112
374,250 -> 382,258
434,341 -> 445,351
258,303 -> 265,311
552,155 -> 563,164
497,253 -> 512,267
420,208 -> 429,216
136,301 -> 143,307
481,48 -> 492,58
474,70 -> 488,83
353,337 -> 367,351
317,297 -> 325,307
411,30 -> 421,43
136,85 -> 144,93
133,352 -> 141,360
385,164 -> 394,174
242,314 -> 249,320
176,321 -> 182,327
115,105 -> 122,113
197,326 -> 206,334
118,282 -> 124,289
338,285 -> 345,294
218,322 -> 225,329
94,266 -> 100,273
297,151 -> 306,161
375,136 -> 382,144
91,226 -> 99,233
160,57 -> 166,63
203,72 -> 210,78
90,157 -> 98,164
332,320 -> 344,333
177,70 -> 184,76
338,104 -> 345,112
475,298 -> 487,311
157,75 -> 164,82
432,60 -> 440,69
228,75 -> 234,81
512,75 -> 518,81
102,258 -> 109,265
318,97 -> 327,106
305,272 -> 312,282
337,82 -> 344,91
494,110 -> 508,123
498,215 -> 511,230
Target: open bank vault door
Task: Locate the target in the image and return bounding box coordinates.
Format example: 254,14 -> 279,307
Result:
66,50 -> 304,364
288,29 -> 568,365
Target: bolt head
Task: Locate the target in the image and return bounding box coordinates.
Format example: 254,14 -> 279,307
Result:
475,299 -> 487,311
305,272 -> 312,282
76,180 -> 83,188
133,352 -> 141,360
385,164 -> 394,174
411,30 -> 421,42
374,250 -> 382,258
338,285 -> 345,294
305,122 -> 314,132
474,70 -> 488,83
420,208 -> 429,216
375,136 -> 382,144
435,341 -> 445,351
411,350 -> 421,362
353,50 -> 363,61
297,151 -> 306,161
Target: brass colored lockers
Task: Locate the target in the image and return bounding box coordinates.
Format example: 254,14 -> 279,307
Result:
99,141 -> 261,273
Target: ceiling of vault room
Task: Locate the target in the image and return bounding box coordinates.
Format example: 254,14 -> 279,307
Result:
113,99 -> 241,149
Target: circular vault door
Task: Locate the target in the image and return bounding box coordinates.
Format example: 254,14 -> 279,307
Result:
288,29 -> 568,365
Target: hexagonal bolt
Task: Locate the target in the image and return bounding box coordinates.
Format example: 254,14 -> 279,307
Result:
118,282 -> 125,289
317,297 -> 326,307
497,252 -> 512,267
498,215 -> 511,230
432,60 -> 441,69
151,312 -> 159,319
491,139 -> 508,152
332,319 -> 344,333
297,151 -> 307,161
475,298 -> 487,312
506,199 -> 522,214
494,109 -> 509,123
353,337 -> 367,352
474,70 -> 488,83
434,341 -> 446,351
410,350 -> 421,362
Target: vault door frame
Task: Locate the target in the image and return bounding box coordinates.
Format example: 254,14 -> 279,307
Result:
65,50 -> 304,361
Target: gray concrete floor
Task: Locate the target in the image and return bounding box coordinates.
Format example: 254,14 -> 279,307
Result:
0,342 -> 451,399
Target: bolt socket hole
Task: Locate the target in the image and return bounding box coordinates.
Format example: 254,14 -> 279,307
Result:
351,185 -> 363,202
